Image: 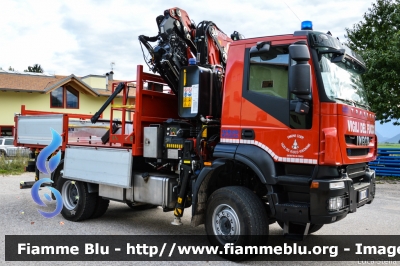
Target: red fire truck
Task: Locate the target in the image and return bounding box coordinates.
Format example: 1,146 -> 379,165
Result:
16,7 -> 376,250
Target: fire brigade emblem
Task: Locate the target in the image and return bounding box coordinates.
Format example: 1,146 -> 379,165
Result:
281,134 -> 311,156
292,139 -> 299,150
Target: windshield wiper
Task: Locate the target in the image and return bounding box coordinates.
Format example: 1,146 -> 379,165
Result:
355,102 -> 370,111
334,97 -> 370,110
334,97 -> 356,106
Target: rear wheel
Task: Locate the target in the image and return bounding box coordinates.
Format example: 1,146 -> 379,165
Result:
56,178 -> 96,222
277,221 -> 323,234
205,186 -> 268,260
90,197 -> 109,219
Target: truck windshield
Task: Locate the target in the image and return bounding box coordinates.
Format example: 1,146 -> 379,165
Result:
319,53 -> 369,110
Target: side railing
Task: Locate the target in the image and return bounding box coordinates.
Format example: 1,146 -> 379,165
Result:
369,148 -> 400,177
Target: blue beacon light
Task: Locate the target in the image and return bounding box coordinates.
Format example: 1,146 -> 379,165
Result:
301,21 -> 313,30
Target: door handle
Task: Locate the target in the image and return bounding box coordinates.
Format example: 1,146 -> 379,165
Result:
241,129 -> 255,140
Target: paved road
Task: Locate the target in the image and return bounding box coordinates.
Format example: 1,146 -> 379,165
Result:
1,172 -> 399,265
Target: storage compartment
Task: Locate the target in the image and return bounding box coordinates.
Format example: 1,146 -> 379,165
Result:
132,173 -> 178,208
143,126 -> 163,158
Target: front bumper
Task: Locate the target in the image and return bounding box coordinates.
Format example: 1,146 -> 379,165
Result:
309,169 -> 375,224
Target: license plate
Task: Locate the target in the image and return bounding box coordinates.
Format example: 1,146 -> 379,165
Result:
359,189 -> 368,201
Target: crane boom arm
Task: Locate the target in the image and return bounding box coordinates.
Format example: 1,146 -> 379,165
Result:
139,7 -> 236,96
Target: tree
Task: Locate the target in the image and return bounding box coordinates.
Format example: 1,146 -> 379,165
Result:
8,66 -> 15,71
345,0 -> 400,125
24,64 -> 44,73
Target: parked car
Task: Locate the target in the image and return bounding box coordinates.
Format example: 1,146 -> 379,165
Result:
0,137 -> 30,157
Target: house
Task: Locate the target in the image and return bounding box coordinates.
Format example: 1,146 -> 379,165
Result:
0,70 -> 135,136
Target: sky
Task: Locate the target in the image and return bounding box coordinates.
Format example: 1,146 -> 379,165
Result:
0,0 -> 398,137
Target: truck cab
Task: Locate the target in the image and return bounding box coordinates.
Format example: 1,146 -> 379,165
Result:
194,24 -> 376,232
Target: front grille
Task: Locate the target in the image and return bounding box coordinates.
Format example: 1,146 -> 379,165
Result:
346,163 -> 367,178
345,135 -> 371,145
342,194 -> 350,210
345,135 -> 357,145
347,148 -> 369,156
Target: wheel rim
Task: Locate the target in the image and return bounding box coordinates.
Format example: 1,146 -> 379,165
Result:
212,204 -> 240,243
62,180 -> 79,210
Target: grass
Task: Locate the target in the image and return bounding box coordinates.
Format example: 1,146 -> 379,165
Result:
378,143 -> 400,148
0,153 -> 30,176
376,176 -> 399,181
376,176 -> 399,184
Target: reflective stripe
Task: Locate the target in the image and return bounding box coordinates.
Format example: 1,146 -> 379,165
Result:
220,138 -> 317,165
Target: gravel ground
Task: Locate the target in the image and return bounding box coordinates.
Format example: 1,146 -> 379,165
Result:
1,172 -> 399,265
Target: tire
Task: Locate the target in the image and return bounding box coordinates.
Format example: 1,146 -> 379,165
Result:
90,197 -> 110,219
277,221 -> 323,234
56,177 -> 96,222
0,150 -> 6,158
205,186 -> 269,260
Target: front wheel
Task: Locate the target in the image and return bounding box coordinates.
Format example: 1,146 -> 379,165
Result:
205,186 -> 268,260
56,178 -> 96,222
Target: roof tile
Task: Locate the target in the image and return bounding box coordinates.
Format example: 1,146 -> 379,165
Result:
0,73 -> 66,92
0,73 -> 136,98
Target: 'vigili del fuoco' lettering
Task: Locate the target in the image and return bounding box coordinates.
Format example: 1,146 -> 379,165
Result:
347,120 -> 375,134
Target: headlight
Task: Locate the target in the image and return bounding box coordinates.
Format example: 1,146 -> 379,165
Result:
329,181 -> 345,189
328,197 -> 344,211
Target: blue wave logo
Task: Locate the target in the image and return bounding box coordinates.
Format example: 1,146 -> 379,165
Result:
37,128 -> 62,174
32,128 -> 63,218
31,178 -> 63,218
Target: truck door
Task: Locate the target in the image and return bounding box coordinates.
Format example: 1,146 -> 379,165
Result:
240,42 -> 319,168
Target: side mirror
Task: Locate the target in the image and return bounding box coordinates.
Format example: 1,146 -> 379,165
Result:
250,41 -> 270,56
289,42 -> 310,61
289,42 -> 311,98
